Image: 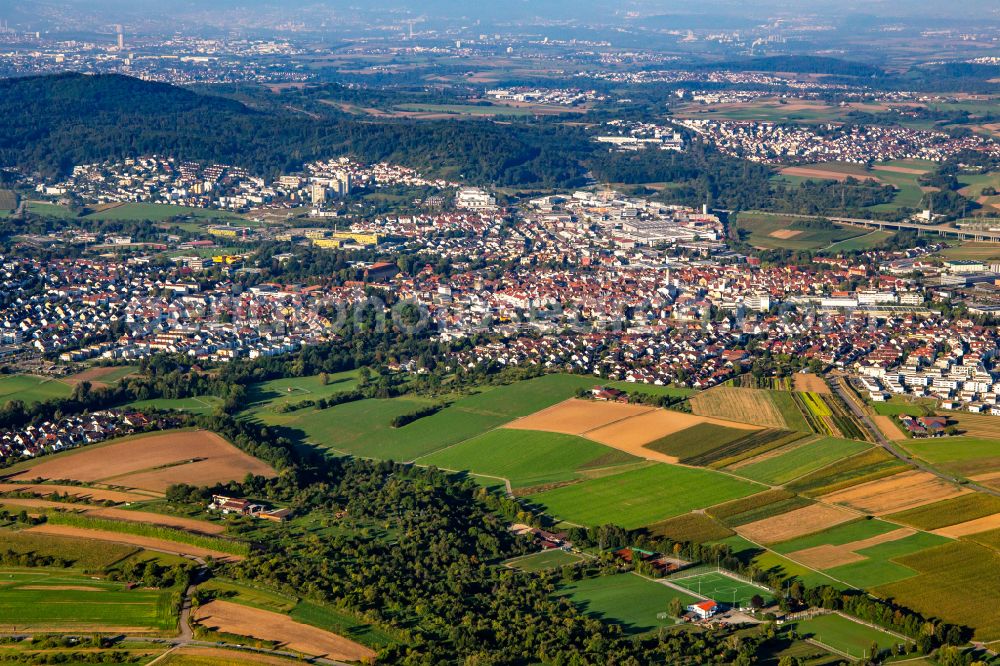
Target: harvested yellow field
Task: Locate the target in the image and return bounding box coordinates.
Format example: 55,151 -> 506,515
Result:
785,528 -> 916,568
586,408 -> 756,446
690,387 -> 788,429
793,374 -> 830,394
947,412 -> 1000,438
872,414 -> 907,441
0,483 -> 151,503
736,504 -> 857,544
504,399 -> 653,435
193,600 -> 376,662
11,430 -> 276,494
822,470 -> 970,515
933,513 -> 1000,538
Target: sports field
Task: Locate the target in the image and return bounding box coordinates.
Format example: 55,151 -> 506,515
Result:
128,395 -> 224,415
793,613 -> 908,658
416,429 -> 640,489
526,463 -> 763,529
556,573 -> 699,634
0,375 -> 72,404
504,550 -> 584,572
669,570 -> 772,608
0,568 -> 177,632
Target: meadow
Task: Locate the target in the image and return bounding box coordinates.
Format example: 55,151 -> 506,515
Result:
556,574 -> 699,634
416,429 -> 640,489
0,529 -> 137,570
732,437 -> 872,485
128,395 -> 224,415
822,531 -> 950,589
644,512 -> 734,543
258,374 -> 643,462
793,613 -> 908,658
0,189 -> 17,212
785,447 -> 908,496
0,568 -> 177,632
241,370 -> 360,417
0,375 -> 72,404
526,463 -> 763,529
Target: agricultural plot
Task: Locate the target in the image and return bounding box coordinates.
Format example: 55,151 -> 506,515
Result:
887,493 -> 1000,531
669,570 -> 773,608
416,429 -> 641,489
271,374 -> 612,462
644,512 -> 734,543
785,447 -> 908,496
900,436 -> 1000,486
945,413 -> 1000,439
26,524 -> 244,561
707,489 -> 814,527
750,550 -> 843,589
642,423 -> 757,464
820,470 -> 970,515
526,463 -> 763,530
734,213 -> 868,251
732,437 -> 872,485
83,202 -> 245,222
0,483 -> 151,503
0,568 -> 177,632
690,387 -> 791,429
822,531 -> 952,588
0,189 -> 17,212
504,550 -> 584,572
793,392 -> 867,440
9,430 -> 276,494
793,614 -> 909,659
155,647 -> 304,666
556,573 -> 699,634
0,529 -> 138,569
193,600 -> 376,661
735,504 -> 857,545
705,429 -> 809,469
0,375 -> 72,405
873,541 -> 1000,641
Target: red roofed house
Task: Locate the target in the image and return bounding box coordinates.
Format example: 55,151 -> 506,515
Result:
688,600 -> 718,619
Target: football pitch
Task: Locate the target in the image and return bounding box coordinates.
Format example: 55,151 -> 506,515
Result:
670,570 -> 773,608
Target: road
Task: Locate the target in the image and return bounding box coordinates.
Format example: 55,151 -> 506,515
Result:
743,210 -> 1000,241
829,375 -> 1000,498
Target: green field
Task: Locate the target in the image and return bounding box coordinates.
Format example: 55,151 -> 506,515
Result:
736,213 -> 868,251
785,447 -> 908,496
821,230 -> 895,254
556,573 -> 699,634
416,429 -> 640,489
257,374 -> 645,462
707,489 -> 814,527
645,512 -> 734,542
526,463 -> 764,529
887,493 -> 1000,530
822,531 -> 951,588
733,437 -> 872,485
750,550 -> 843,589
793,613 -> 908,658
128,395 -> 224,415
900,437 -> 1000,464
241,370 -> 361,417
0,375 -> 72,405
27,202 -> 78,219
0,530 -> 137,570
873,541 -> 1000,641
83,202 -> 246,222
771,519 -> 901,554
0,568 -> 177,631
643,423 -> 752,462
504,549 -> 584,572
669,570 -> 772,608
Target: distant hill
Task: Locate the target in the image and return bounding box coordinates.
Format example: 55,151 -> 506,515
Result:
0,73 -> 590,188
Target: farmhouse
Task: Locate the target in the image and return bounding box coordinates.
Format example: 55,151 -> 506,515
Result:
591,385 -> 626,401
209,495 -> 263,516
688,600 -> 719,619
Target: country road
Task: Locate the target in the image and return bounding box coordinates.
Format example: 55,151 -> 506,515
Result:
829,375 -> 1000,499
